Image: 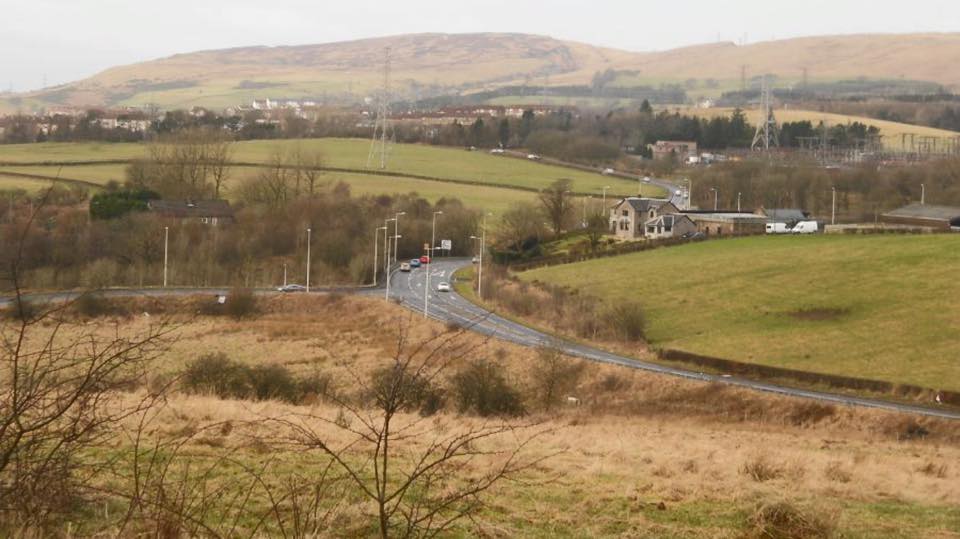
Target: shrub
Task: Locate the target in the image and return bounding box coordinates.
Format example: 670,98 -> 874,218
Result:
917,461 -> 948,479
71,293 -> 126,318
746,501 -> 832,539
3,296 -> 39,322
786,402 -> 836,426
823,461 -> 851,483
182,353 -> 252,399
248,364 -> 300,402
370,364 -> 445,416
532,346 -> 584,412
225,288 -> 259,320
451,360 -> 525,417
606,302 -> 646,342
741,454 -> 785,482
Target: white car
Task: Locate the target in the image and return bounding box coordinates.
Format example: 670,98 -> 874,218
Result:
437,282 -> 451,292
490,148 -> 505,154
526,154 -> 541,160
602,168 -> 615,175
277,284 -> 307,293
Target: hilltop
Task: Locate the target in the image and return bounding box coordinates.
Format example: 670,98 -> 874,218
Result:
4,32 -> 960,112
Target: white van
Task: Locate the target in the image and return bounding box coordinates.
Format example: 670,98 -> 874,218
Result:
766,222 -> 790,234
791,221 -> 820,234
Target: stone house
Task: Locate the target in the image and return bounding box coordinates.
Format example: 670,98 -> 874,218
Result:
609,198 -> 680,240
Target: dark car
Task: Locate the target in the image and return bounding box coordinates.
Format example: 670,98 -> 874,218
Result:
409,258 -> 422,268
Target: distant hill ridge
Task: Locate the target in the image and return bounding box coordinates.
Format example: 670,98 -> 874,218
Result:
5,32 -> 960,112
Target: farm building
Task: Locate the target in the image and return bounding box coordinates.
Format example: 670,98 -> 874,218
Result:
682,212 -> 768,236
147,200 -> 235,226
880,203 -> 960,230
609,198 -> 680,240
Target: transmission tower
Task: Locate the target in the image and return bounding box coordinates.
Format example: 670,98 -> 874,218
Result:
367,47 -> 393,170
751,76 -> 779,151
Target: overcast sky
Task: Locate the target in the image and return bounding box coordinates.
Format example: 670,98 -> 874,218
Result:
2,0 -> 958,91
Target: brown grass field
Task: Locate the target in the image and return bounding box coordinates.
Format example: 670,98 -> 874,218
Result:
21,292 -> 958,537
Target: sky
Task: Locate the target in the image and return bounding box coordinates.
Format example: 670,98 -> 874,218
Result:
2,0 -> 958,91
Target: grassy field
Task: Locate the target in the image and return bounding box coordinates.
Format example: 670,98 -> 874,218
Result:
520,234 -> 960,391
673,106 -> 959,150
0,139 -> 643,206
16,294 -> 957,537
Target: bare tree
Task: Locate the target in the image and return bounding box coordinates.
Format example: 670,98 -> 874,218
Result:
274,321 -> 551,538
496,201 -> 546,252
538,178 -> 574,237
532,345 -> 584,412
0,192 -> 177,529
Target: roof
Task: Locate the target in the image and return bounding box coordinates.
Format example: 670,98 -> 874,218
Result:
882,203 -> 960,222
684,212 -> 768,224
147,200 -> 235,219
759,208 -> 808,221
614,197 -> 672,213
645,214 -> 695,227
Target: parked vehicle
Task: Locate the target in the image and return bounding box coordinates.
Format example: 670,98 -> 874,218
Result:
471,256 -> 479,264
602,168 -> 615,175
437,282 -> 451,292
420,255 -> 431,264
399,262 -> 411,272
792,221 -> 820,234
490,148 -> 505,154
681,231 -> 705,240
766,222 -> 791,234
409,258 -> 421,268
526,154 -> 541,160
277,284 -> 306,292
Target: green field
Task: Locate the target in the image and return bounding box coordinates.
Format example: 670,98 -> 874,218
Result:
0,139 -> 647,211
520,235 -> 960,391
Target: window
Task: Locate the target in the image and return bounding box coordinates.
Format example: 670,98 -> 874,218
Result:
647,226 -> 655,234
622,210 -> 629,217
716,226 -> 722,235
649,210 -> 655,219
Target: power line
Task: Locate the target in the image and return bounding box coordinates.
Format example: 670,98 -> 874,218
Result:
366,47 -> 393,170
751,75 -> 780,152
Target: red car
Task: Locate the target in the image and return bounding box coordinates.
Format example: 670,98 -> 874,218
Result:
419,255 -> 431,264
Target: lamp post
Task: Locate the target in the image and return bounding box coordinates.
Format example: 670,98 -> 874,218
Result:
737,192 -> 742,212
305,227 -> 312,293
385,234 -> 401,301
921,183 -> 926,205
384,218 -> 396,278
393,211 -> 406,263
831,187 -> 836,225
163,226 -> 169,288
683,178 -> 692,210
373,225 -> 387,286
601,185 -> 611,209
424,211 -> 443,318
283,262 -> 287,287
710,187 -> 718,211
470,212 -> 492,302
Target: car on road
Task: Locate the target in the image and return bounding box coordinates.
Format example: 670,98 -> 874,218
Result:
602,167 -> 615,175
409,258 -> 421,268
436,282 -> 451,292
420,255 -> 431,264
399,262 -> 411,272
471,256 -> 479,264
277,284 -> 307,292
490,148 -> 505,154
526,153 -> 541,160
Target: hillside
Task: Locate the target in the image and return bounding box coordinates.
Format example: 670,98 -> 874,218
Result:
4,32 -> 960,112
520,235 -> 960,391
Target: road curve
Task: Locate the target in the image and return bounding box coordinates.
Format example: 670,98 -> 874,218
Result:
385,258 -> 960,420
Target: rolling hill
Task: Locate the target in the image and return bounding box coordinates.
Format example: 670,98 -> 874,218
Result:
4,32 -> 960,112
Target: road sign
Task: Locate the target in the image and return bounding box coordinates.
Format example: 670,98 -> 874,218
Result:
423,243 -> 430,250
441,239 -> 452,250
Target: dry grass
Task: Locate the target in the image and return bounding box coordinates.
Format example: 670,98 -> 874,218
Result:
14,293 -> 960,536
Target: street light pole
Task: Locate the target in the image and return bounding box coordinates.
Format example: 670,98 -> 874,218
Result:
393,211 -> 406,263
921,183 -> 926,205
305,227 -> 312,293
283,263 -> 287,287
424,211 -> 442,318
385,234 -> 401,301
831,187 -> 836,225
384,218 -> 395,278
163,226 -> 169,288
737,192 -> 742,212
373,225 -> 386,286
711,188 -> 718,211
601,185 -> 610,212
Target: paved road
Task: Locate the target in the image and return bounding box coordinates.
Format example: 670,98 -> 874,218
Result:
386,258 -> 960,420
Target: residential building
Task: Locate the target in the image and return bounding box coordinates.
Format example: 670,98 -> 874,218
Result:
609,198 -> 680,240
645,213 -> 697,239
648,140 -> 698,161
880,203 -> 960,230
147,200 -> 235,226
